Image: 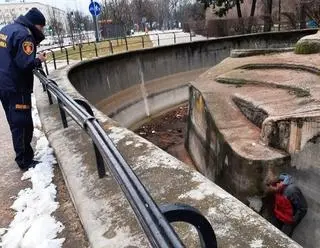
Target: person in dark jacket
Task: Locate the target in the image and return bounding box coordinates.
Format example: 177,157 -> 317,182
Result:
0,8 -> 47,170
267,173 -> 308,237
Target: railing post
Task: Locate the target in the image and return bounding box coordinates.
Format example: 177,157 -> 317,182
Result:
109,40 -> 113,54
157,34 -> 160,46
58,99 -> 68,128
79,44 -> 83,61
124,37 -> 128,51
94,42 -> 98,57
50,49 -> 57,70
74,99 -> 106,178
64,47 -> 69,65
46,86 -> 53,105
93,144 -> 106,178
173,32 -> 176,44
142,36 -> 145,48
44,61 -> 49,75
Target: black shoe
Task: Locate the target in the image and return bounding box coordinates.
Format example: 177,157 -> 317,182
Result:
19,160 -> 40,171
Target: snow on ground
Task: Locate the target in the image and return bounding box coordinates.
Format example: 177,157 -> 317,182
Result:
0,96 -> 65,248
148,29 -> 208,47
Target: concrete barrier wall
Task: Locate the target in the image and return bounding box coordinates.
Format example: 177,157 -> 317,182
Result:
62,30 -> 317,247
68,29 -> 317,127
39,63 -> 303,248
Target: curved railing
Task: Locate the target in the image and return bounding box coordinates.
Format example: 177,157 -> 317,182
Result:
33,68 -> 218,248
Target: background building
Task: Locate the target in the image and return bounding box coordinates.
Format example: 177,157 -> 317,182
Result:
0,1 -> 67,31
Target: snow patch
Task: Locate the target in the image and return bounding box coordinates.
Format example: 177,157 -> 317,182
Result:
247,196 -> 263,213
134,143 -> 143,148
250,239 -> 265,248
178,181 -> 216,200
108,126 -> 128,144
135,146 -> 185,170
190,172 -> 230,199
0,95 -> 64,248
125,141 -> 133,146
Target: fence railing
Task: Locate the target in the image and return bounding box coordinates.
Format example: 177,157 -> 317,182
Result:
41,26 -> 317,74
33,68 -> 218,248
41,30 -> 212,74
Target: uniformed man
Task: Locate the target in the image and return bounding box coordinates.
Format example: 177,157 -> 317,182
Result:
0,8 -> 47,170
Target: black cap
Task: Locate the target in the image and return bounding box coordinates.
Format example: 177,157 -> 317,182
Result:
25,8 -> 46,26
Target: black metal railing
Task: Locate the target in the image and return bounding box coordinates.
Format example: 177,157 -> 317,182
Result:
34,68 -> 217,248
40,27 -> 317,75
41,30 -> 209,74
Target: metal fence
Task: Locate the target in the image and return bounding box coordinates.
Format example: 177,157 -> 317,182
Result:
40,30 -> 213,74
33,68 -> 218,248
41,26 -> 315,74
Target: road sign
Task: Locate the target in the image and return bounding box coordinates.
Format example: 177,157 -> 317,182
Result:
89,1 -> 101,16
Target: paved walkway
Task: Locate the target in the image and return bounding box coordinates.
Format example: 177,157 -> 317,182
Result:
0,99 -> 88,246
0,104 -> 30,227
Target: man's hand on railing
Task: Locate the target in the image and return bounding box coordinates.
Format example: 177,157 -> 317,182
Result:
37,52 -> 47,62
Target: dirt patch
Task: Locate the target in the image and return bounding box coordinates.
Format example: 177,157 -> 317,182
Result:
134,104 -> 195,169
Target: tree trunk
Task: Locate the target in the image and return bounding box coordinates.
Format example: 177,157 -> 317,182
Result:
263,0 -> 273,32
299,2 -> 306,29
250,0 -> 257,17
235,0 -> 244,34
236,0 -> 242,18
247,0 -> 257,33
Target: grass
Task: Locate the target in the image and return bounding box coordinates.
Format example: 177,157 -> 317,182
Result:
46,35 -> 153,62
295,40 -> 320,54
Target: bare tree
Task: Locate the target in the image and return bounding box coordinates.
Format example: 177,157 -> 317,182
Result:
67,10 -> 93,46
131,0 -> 157,30
47,8 -> 65,46
102,0 -> 133,33
301,0 -> 320,26
262,0 -> 273,31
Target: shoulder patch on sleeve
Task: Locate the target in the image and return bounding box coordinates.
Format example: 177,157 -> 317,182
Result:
0,33 -> 7,48
22,41 -> 34,55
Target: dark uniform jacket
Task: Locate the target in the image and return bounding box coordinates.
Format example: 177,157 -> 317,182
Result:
0,15 -> 44,93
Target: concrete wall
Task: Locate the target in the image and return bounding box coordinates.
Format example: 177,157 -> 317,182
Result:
289,138 -> 320,247
185,52 -> 320,247
68,29 -> 317,127
187,85 -> 320,248
186,87 -> 290,201
38,66 -> 303,248
64,29 -> 317,247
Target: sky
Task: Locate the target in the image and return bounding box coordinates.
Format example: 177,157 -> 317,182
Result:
0,0 -> 94,13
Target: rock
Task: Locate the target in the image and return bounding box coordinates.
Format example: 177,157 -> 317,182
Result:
295,30 -> 320,54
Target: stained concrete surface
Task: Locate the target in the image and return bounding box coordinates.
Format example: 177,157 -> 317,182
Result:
41,60 -> 304,248
188,51 -> 320,247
